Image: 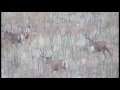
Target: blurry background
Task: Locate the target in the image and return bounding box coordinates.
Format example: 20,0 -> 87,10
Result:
1,12 -> 119,78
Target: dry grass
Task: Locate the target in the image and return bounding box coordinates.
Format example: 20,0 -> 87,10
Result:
1,12 -> 119,78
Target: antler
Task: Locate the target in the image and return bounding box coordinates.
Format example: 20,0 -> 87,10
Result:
39,48 -> 45,58
1,23 -> 10,33
84,33 -> 91,41
92,33 -> 97,41
25,17 -> 32,28
16,20 -> 24,30
16,16 -> 24,30
28,17 -> 32,27
50,45 -> 54,58
39,44 -> 54,59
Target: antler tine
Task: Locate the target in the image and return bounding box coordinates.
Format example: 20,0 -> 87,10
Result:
39,48 -> 45,57
90,33 -> 97,41
10,22 -> 12,31
1,23 -> 4,30
50,45 -> 54,57
84,33 -> 91,41
94,33 -> 97,40
16,20 -> 24,30
27,17 -> 32,28
1,23 -> 8,33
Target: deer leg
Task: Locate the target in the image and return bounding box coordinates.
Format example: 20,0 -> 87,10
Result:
47,65 -> 51,78
66,70 -> 70,78
56,71 -> 61,78
102,50 -> 107,59
106,48 -> 114,62
64,67 -> 70,78
106,48 -> 112,57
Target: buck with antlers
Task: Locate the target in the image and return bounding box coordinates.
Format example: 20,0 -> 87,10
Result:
16,18 -> 32,40
2,23 -> 23,45
84,33 -> 112,59
39,46 -> 70,78
2,29 -> 25,45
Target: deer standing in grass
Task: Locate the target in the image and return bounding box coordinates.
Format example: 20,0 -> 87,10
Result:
39,46 -> 70,78
16,18 -> 32,41
2,30 -> 25,45
1,22 -> 26,45
2,20 -> 31,45
84,33 -> 112,59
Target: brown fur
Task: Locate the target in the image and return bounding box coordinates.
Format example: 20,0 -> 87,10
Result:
40,48 -> 69,77
45,59 -> 69,77
47,60 -> 68,73
84,34 -> 112,59
91,41 -> 112,58
4,31 -> 24,44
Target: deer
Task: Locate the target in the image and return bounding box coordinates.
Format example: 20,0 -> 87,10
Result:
39,46 -> 70,78
84,33 -> 112,59
16,19 -> 31,39
16,17 -> 32,45
1,21 -> 28,45
2,30 -> 25,45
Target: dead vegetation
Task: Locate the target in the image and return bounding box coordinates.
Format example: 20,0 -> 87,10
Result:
1,12 -> 119,78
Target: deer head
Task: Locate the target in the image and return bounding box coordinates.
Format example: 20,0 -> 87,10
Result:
84,33 -> 96,47
16,17 -> 32,40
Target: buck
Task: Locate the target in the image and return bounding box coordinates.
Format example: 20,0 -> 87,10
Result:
16,21 -> 31,39
3,30 -> 24,45
16,18 -> 32,44
24,25 -> 31,39
84,33 -> 112,59
2,20 -> 31,45
39,46 -> 70,78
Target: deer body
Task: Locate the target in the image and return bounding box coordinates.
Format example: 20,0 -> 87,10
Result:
45,60 -> 69,78
90,41 -> 107,52
47,60 -> 68,72
4,31 -> 24,44
84,34 -> 112,59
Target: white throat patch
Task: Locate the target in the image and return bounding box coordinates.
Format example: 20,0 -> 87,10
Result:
20,34 -> 24,40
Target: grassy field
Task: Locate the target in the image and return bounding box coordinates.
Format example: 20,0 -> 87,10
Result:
1,12 -> 119,78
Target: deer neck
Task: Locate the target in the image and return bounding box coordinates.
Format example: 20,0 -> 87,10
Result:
89,42 -> 96,53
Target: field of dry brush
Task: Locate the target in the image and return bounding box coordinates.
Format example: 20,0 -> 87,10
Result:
1,12 -> 119,78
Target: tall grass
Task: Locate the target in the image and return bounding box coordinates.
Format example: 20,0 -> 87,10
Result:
1,12 -> 119,78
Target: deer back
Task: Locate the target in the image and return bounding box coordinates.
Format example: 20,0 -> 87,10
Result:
49,60 -> 68,72
91,41 -> 108,52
